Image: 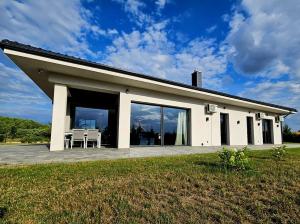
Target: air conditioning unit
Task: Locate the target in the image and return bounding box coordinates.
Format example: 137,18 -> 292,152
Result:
206,104 -> 217,113
256,112 -> 266,120
275,116 -> 284,123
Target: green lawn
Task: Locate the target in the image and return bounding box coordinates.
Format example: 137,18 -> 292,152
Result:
0,148 -> 300,223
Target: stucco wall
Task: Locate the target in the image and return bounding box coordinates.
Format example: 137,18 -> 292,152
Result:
50,75 -> 282,149
118,86 -> 282,148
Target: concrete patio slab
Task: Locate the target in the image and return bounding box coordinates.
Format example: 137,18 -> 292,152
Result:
0,143 -> 299,165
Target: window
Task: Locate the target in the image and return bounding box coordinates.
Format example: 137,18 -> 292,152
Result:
74,107 -> 108,130
163,107 -> 188,145
130,103 -> 161,146
130,102 -> 189,146
69,89 -> 119,147
74,107 -> 114,146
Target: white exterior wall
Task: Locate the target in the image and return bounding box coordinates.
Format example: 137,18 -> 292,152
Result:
50,84 -> 68,151
114,86 -> 282,148
117,91 -> 131,148
48,75 -> 282,149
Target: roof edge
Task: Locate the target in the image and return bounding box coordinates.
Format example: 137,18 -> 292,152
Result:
0,39 -> 297,113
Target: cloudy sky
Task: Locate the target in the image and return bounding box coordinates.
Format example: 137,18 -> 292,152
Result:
0,0 -> 299,130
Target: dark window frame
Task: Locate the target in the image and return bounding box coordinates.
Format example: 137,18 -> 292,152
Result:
220,113 -> 230,145
130,101 -> 191,147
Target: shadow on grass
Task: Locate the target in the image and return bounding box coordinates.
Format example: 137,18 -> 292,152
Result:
248,155 -> 271,160
193,160 -> 224,172
0,207 -> 8,218
193,160 -> 259,176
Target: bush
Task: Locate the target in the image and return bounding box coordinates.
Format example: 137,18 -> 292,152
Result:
271,145 -> 287,161
282,124 -> 300,143
0,134 -> 5,142
219,147 -> 250,170
0,116 -> 51,143
16,128 -> 50,143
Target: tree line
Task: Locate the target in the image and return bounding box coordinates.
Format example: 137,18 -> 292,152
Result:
282,124 -> 300,143
0,116 -> 50,143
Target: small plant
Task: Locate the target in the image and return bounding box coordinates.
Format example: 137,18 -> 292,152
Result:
271,145 -> 287,161
219,147 -> 250,170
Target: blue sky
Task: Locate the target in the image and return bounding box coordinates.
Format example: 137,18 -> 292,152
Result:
0,0 -> 299,130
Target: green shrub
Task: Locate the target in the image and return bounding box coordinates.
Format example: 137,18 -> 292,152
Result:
0,134 -> 5,142
219,147 -> 250,170
271,145 -> 287,161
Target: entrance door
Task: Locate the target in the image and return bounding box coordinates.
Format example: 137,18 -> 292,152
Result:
220,113 -> 229,145
262,119 -> 273,144
247,117 -> 254,144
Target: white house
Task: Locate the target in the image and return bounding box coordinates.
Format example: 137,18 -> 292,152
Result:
0,40 -> 297,151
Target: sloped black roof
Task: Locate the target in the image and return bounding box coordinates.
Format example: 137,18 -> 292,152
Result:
0,39 -> 297,112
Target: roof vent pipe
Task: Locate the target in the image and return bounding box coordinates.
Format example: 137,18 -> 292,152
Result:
191,70 -> 202,88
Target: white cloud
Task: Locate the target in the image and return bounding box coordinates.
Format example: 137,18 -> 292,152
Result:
104,22 -> 227,89
0,60 -> 51,123
113,0 -> 153,26
206,25 -> 217,33
225,0 -> 300,130
155,0 -> 168,10
0,61 -> 49,105
0,0 -> 114,58
239,80 -> 300,130
227,0 -> 300,79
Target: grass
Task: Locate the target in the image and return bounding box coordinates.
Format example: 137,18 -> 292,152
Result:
0,148 -> 300,223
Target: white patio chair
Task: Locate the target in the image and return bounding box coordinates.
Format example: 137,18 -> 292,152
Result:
86,129 -> 99,148
71,129 -> 85,149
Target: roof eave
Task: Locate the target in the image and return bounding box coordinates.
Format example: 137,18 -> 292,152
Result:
0,39 -> 297,114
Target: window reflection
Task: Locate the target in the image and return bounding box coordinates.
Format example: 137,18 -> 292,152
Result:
74,107 -> 108,130
130,103 -> 189,146
130,103 -> 161,146
74,107 -> 114,146
163,108 -> 188,145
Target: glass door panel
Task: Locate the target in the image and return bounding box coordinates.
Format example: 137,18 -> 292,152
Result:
163,107 -> 188,145
130,103 -> 161,146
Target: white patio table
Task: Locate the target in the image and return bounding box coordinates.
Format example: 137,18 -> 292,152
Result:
64,131 -> 101,149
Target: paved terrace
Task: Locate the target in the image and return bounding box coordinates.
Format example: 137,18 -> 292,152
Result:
0,144 -> 299,165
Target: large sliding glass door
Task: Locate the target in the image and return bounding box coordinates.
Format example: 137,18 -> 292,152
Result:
130,103 -> 161,146
130,102 -> 189,146
163,107 -> 188,145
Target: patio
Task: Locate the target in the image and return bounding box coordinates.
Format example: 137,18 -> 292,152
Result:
1,143 -> 300,165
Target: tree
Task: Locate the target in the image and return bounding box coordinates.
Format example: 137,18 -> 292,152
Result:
283,124 -> 292,136
10,126 -> 17,138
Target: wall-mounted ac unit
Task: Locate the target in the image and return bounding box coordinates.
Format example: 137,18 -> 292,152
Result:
206,104 -> 217,113
275,116 -> 284,123
256,112 -> 266,120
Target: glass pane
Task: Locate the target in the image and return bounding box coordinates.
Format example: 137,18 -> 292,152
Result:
130,103 -> 161,146
74,107 -> 115,146
74,107 -> 108,130
163,107 -> 188,145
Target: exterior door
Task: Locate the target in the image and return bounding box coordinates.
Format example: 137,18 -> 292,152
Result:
220,113 -> 229,145
247,117 -> 254,144
262,119 -> 273,144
